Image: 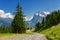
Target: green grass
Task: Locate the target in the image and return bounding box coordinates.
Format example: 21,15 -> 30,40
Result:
40,23 -> 60,40
26,28 -> 35,34
0,30 -> 32,38
0,33 -> 30,38
0,33 -> 15,38
26,30 -> 33,34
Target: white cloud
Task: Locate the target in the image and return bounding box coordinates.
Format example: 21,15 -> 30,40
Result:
0,10 -> 14,19
0,10 -> 33,21
25,16 -> 33,21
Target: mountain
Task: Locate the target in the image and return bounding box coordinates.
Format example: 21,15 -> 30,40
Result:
0,17 -> 13,26
26,11 -> 50,28
0,11 -> 50,27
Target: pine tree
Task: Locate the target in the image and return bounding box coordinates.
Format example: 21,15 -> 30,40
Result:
11,3 -> 26,33
35,22 -> 41,31
42,17 -> 44,25
40,17 -> 45,30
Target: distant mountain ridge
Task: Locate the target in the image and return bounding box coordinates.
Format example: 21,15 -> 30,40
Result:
0,17 -> 12,26
0,11 -> 50,27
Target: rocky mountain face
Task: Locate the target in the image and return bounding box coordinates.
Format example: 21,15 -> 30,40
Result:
26,11 -> 50,28
0,17 -> 12,26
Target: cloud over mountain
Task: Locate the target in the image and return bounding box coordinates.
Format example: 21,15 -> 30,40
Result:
0,10 -> 14,26
0,10 -> 14,19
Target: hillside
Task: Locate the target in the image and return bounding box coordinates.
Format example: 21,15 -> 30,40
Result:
40,23 -> 60,40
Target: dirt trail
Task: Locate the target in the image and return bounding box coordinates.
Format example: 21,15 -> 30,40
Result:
0,33 -> 48,40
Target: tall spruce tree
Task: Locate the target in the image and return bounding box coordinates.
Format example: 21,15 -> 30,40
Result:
42,17 -> 44,25
35,22 -> 41,31
11,3 -> 26,33
41,17 -> 45,30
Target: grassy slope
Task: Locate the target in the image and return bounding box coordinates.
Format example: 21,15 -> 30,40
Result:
0,33 -> 20,38
0,30 -> 33,38
0,33 -> 17,38
40,23 -> 60,40
0,33 -> 31,39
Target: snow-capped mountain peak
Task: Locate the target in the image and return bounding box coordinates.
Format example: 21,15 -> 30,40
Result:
26,11 -> 50,28
34,11 -> 50,17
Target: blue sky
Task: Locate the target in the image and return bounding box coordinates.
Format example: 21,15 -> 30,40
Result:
0,0 -> 60,17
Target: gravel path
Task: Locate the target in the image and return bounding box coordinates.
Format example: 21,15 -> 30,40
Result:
0,33 -> 48,40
